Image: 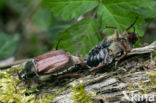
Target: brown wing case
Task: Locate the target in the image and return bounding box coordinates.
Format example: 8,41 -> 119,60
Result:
35,50 -> 67,61
34,50 -> 72,74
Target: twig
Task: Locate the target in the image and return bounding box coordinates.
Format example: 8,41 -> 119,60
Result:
128,41 -> 156,55
0,59 -> 32,69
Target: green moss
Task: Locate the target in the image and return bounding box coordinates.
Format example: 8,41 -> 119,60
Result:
6,66 -> 23,74
0,70 -> 55,103
126,82 -> 152,94
72,81 -> 96,103
126,72 -> 156,94
131,67 -> 137,73
147,71 -> 156,85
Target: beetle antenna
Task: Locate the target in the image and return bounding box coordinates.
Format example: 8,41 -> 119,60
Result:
133,27 -> 135,32
126,16 -> 138,31
56,39 -> 62,50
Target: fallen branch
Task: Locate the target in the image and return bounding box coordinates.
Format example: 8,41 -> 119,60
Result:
0,41 -> 156,69
0,41 -> 156,103
52,41 -> 156,103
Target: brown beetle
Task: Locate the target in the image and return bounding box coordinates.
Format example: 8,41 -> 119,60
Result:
19,50 -> 84,81
84,18 -> 139,72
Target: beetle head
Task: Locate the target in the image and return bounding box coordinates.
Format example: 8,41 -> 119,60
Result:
122,17 -> 139,44
127,29 -> 139,44
19,60 -> 36,80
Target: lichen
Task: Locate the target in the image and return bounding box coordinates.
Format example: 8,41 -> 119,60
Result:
71,81 -> 96,103
126,82 -> 152,94
0,70 -> 55,103
126,71 -> 156,94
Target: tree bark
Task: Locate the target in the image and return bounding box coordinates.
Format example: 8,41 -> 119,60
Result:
52,41 -> 156,103
1,41 -> 156,103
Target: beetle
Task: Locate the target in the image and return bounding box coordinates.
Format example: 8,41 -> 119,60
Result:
19,50 -> 84,81
84,19 -> 139,72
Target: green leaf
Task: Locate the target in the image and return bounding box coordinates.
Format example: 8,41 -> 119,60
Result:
43,0 -> 99,21
48,19 -> 73,41
55,18 -> 100,56
32,7 -> 53,29
46,0 -> 155,56
97,0 -> 146,36
43,0 -> 155,36
135,0 -> 156,19
0,0 -> 5,11
0,32 -> 19,59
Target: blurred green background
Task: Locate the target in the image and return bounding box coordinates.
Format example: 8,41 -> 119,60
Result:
0,0 -> 156,60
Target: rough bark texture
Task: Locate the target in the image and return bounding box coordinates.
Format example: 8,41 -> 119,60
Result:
1,41 -> 156,103
52,41 -> 156,103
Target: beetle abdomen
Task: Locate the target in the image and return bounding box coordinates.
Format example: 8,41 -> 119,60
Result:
84,38 -> 113,67
84,48 -> 109,67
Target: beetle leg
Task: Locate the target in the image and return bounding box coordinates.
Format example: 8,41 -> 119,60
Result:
119,41 -> 132,60
116,53 -> 127,61
116,41 -> 133,61
97,26 -> 118,38
115,40 -> 133,61
99,31 -> 107,38
115,42 -> 127,61
103,49 -> 109,64
117,41 -> 126,51
53,39 -> 62,50
122,41 -> 132,52
115,29 -> 119,39
104,26 -> 117,29
90,63 -> 106,72
104,26 -> 119,39
100,26 -> 117,37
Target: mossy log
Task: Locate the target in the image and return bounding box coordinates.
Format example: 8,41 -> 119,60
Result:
53,41 -> 156,103
0,41 -> 156,103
